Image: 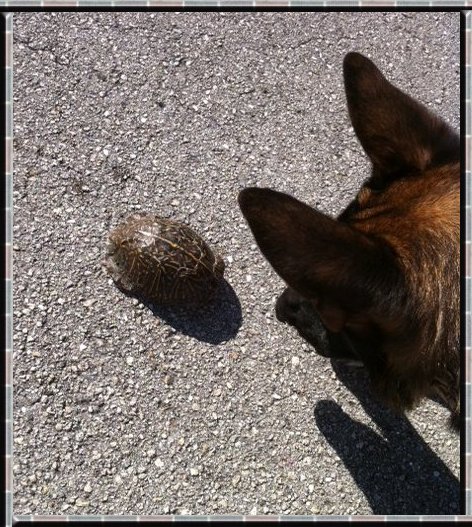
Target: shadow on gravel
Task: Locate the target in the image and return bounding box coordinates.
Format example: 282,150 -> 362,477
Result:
314,362 -> 459,515
145,279 -> 242,344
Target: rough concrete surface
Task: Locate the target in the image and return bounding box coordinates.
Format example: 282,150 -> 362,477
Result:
13,12 -> 460,516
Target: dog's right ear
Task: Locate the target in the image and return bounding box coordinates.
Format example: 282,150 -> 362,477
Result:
238,187 -> 401,330
343,52 -> 458,181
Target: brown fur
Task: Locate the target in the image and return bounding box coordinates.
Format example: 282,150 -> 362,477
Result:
238,53 -> 460,430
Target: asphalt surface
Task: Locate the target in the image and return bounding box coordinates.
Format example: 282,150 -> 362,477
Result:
13,12 -> 460,516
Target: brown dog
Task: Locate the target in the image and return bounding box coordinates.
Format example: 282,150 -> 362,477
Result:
238,52 -> 460,430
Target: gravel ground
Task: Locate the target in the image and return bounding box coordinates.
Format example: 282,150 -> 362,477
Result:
13,12 -> 460,516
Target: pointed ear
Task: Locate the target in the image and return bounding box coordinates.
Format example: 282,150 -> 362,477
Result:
238,187 -> 399,316
343,52 -> 459,179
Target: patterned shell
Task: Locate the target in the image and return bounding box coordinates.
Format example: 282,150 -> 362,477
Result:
103,213 -> 225,305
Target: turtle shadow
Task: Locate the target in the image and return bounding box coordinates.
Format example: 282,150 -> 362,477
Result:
144,279 -> 242,344
313,361 -> 460,514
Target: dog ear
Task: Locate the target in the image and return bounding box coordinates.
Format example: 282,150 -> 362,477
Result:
238,187 -> 400,331
343,52 -> 458,181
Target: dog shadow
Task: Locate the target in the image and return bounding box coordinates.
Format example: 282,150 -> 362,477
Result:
314,361 -> 460,515
144,279 -> 242,344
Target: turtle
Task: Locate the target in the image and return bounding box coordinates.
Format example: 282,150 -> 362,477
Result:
103,213 -> 225,306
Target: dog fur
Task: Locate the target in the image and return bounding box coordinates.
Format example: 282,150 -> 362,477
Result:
238,52 -> 460,430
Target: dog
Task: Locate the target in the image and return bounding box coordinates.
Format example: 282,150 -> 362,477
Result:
238,52 -> 460,430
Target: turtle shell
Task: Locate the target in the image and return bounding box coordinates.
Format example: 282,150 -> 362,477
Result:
103,213 -> 225,306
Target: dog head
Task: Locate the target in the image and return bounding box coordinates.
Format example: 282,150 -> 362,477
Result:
238,53 -> 459,428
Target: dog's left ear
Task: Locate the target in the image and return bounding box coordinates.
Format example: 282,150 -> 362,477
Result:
238,187 -> 401,331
